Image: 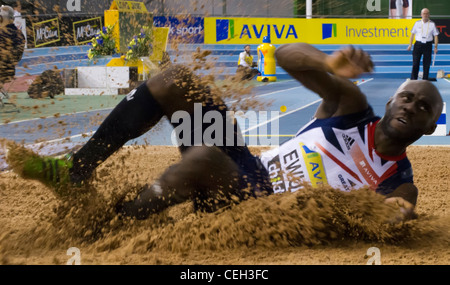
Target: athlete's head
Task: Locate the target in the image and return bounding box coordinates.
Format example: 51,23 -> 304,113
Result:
244,45 -> 251,53
381,80 -> 443,144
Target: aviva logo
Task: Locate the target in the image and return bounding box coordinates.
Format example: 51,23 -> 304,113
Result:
216,19 -> 235,42
322,23 -> 337,40
299,143 -> 327,188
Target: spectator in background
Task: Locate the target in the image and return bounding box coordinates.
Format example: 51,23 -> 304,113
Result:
0,5 -> 25,83
407,8 -> 439,80
12,2 -> 26,41
236,44 -> 259,81
390,0 -> 409,19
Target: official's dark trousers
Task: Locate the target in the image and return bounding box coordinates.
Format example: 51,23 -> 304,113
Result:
411,41 -> 433,80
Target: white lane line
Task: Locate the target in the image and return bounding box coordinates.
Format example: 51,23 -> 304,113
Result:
226,85 -> 301,104
30,131 -> 95,146
241,78 -> 374,133
242,99 -> 322,133
0,107 -> 114,126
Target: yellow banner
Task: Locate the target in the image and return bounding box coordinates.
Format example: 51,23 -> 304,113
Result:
205,17 -> 418,44
205,17 -> 304,44
308,19 -> 417,44
110,0 -> 147,12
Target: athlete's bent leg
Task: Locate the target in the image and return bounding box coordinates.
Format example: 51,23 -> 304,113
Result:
70,83 -> 164,183
116,145 -> 241,219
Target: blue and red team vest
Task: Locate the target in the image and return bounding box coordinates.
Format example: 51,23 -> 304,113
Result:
259,107 -> 413,195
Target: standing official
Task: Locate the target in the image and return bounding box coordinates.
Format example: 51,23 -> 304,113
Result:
407,8 -> 439,80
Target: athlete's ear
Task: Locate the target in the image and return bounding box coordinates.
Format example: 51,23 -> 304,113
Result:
385,97 -> 393,111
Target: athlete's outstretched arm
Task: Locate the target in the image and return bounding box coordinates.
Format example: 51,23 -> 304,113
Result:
275,43 -> 374,118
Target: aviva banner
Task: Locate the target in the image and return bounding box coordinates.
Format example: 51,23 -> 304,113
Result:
205,18 -> 418,44
206,17 -> 302,44
309,18 -> 417,44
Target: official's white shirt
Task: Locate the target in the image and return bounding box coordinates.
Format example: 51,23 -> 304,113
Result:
411,20 -> 439,43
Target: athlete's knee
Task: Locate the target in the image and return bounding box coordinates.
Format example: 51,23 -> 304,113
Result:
182,146 -> 239,176
147,64 -> 196,91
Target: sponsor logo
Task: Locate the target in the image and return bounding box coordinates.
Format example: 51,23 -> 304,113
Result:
33,18 -> 60,47
154,16 -> 204,43
359,160 -> 378,185
126,89 -> 136,101
322,23 -> 337,40
342,134 -> 355,151
338,174 -> 350,191
216,19 -> 235,42
282,149 -> 305,192
216,19 -> 298,42
267,155 -> 286,193
345,26 -> 409,38
240,24 -> 298,40
299,143 -> 327,188
436,23 -> 450,39
73,17 -> 102,45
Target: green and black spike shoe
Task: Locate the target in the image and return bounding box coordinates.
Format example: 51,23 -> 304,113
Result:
6,143 -> 77,196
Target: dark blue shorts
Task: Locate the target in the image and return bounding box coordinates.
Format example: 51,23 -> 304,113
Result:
172,95 -> 273,199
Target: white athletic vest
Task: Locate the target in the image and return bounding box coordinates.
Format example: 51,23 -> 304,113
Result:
259,108 -> 413,194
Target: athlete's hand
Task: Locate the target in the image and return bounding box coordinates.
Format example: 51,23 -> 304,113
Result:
384,196 -> 416,223
325,46 -> 374,78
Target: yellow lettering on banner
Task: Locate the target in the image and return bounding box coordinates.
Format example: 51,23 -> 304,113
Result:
299,143 -> 327,188
32,18 -> 61,47
204,18 -> 418,44
72,17 -> 102,45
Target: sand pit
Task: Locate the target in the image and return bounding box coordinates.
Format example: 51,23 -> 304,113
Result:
0,145 -> 449,265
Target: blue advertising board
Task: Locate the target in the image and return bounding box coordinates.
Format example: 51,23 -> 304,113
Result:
153,16 -> 204,43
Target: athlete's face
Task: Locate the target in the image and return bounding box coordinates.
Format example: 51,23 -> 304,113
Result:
382,80 -> 443,144
244,45 -> 251,53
